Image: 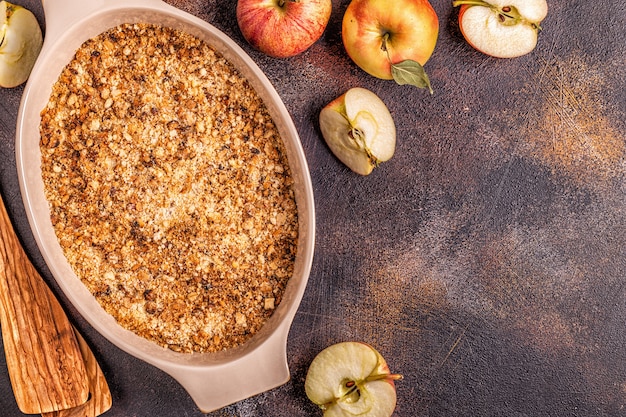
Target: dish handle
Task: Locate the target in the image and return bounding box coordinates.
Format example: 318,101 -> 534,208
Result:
161,324 -> 292,413
40,0 -> 165,41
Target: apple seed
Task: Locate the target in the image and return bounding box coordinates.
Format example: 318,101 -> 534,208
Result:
453,0 -> 542,30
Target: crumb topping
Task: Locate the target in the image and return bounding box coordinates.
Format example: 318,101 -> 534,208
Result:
39,23 -> 298,353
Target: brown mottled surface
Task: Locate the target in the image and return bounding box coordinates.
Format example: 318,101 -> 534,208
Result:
1,0 -> 625,416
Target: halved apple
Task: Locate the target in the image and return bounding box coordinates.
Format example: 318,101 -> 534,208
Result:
305,342 -> 403,417
319,87 -> 396,176
453,0 -> 548,58
0,1 -> 43,88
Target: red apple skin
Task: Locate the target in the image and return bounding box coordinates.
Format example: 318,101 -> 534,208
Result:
342,0 -> 439,79
458,4 -> 497,57
236,0 -> 332,58
456,5 -> 478,51
457,7 -> 469,34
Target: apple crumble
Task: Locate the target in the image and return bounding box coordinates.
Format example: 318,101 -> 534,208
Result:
39,23 -> 298,353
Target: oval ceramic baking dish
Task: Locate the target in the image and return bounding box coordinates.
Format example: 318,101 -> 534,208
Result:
15,0 -> 315,412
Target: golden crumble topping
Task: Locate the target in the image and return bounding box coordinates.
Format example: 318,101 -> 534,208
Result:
39,23 -> 298,353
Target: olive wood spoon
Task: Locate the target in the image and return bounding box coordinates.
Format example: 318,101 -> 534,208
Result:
0,193 -> 89,414
42,327 -> 113,417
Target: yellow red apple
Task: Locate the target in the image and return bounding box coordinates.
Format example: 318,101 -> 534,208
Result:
305,342 -> 403,417
0,0 -> 42,88
236,0 -> 331,58
319,87 -> 396,176
453,0 -> 548,58
342,0 -> 439,91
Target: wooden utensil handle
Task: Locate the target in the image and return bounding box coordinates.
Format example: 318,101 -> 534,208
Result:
41,327 -> 113,417
0,194 -> 89,414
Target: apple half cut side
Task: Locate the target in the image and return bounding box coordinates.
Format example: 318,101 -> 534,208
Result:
319,87 -> 396,176
305,342 -> 403,417
0,0 -> 43,88
453,0 -> 548,58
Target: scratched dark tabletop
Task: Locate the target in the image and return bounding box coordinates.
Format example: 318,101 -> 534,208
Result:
1,0 -> 625,416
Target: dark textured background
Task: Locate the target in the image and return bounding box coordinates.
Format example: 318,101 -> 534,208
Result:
1,0 -> 625,416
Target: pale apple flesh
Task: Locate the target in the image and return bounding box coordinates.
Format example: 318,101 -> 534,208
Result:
305,342 -> 402,417
236,0 -> 331,58
341,0 -> 438,80
319,87 -> 396,176
454,0 -> 548,58
0,1 -> 42,88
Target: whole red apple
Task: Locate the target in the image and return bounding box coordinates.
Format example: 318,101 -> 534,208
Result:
342,0 -> 439,91
236,0 -> 332,58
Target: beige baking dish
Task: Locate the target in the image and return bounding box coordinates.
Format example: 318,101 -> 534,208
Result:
15,0 -> 315,412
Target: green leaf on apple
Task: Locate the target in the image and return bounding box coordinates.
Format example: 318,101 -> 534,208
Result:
379,32 -> 433,94
391,60 -> 433,94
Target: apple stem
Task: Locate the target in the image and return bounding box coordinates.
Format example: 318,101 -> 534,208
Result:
277,0 -> 300,6
380,32 -> 390,54
320,373 -> 403,409
380,33 -> 433,93
365,373 -> 404,383
452,0 -> 491,7
452,0 -> 541,30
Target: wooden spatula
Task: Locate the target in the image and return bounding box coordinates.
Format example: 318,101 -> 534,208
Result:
0,192 -> 89,414
41,327 -> 113,417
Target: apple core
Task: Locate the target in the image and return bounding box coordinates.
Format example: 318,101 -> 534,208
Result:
305,342 -> 403,417
319,87 -> 396,175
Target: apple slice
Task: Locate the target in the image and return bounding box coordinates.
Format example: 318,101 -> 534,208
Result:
453,0 -> 548,58
305,342 -> 403,417
319,87 -> 396,176
0,1 -> 43,88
